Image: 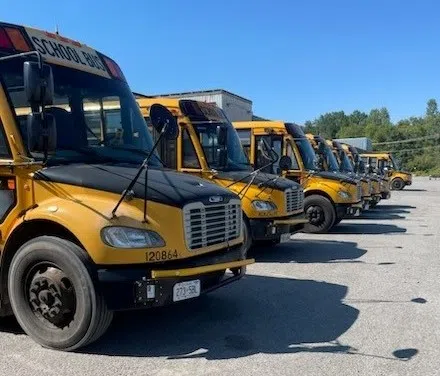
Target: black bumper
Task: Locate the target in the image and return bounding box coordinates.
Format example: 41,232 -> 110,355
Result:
96,245 -> 247,311
336,203 -> 361,218
381,191 -> 391,199
249,213 -> 305,241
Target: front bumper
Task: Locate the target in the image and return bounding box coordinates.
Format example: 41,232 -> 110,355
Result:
249,212 -> 308,241
362,197 -> 372,210
336,202 -> 362,218
97,245 -> 254,311
405,180 -> 412,186
381,191 -> 391,199
372,194 -> 382,204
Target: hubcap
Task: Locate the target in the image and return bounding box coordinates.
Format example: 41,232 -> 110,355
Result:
306,205 -> 325,225
28,266 -> 76,328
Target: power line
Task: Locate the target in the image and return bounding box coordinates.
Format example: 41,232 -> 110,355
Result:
373,134 -> 440,146
390,144 -> 440,153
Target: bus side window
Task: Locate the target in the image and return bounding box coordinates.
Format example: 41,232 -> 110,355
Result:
145,116 -> 177,169
286,143 -> 300,170
182,129 -> 200,168
237,129 -> 251,159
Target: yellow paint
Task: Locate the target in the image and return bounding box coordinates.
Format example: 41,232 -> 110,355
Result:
233,121 -> 361,206
151,258 -> 254,278
136,98 -> 306,230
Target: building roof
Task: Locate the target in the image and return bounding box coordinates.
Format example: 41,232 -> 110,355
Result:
150,89 -> 252,104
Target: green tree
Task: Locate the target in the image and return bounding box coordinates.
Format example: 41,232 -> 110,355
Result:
426,98 -> 438,117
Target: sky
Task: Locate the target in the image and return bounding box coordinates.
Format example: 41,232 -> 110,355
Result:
3,0 -> 440,123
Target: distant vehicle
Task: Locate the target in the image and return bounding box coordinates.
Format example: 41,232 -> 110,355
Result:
233,121 -> 362,233
361,152 -> 412,190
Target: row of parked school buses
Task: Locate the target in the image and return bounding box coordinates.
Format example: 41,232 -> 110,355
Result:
0,22 -> 412,351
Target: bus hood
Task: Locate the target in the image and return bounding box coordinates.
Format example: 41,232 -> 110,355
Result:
313,171 -> 358,185
213,171 -> 301,191
33,164 -> 239,208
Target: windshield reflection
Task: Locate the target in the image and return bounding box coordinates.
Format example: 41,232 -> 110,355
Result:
193,122 -> 251,171
0,59 -> 156,166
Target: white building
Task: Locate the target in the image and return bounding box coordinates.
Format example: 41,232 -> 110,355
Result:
152,89 -> 254,122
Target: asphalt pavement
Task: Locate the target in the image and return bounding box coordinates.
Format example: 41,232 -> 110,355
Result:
0,177 -> 438,376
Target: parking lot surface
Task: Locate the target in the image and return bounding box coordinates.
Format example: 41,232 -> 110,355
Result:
0,177 -> 438,376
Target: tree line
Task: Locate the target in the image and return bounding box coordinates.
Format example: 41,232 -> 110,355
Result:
303,99 -> 440,175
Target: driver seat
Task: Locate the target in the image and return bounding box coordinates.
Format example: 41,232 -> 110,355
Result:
45,107 -> 87,150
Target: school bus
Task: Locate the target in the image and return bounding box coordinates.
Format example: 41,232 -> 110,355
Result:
342,144 -> 390,204
0,22 -> 252,350
232,121 -> 362,233
326,139 -> 373,210
361,152 -> 412,190
134,97 -> 307,251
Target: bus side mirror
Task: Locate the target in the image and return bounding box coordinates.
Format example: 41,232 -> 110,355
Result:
217,126 -> 227,146
27,113 -> 57,153
279,155 -> 292,171
150,104 -> 179,140
24,61 -> 54,105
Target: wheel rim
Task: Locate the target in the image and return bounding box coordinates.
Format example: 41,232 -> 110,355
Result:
26,263 -> 76,329
306,205 -> 325,225
392,180 -> 403,190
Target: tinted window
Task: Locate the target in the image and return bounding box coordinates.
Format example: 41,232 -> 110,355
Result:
182,129 -> 200,168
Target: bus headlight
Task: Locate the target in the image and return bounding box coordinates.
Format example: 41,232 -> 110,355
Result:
252,200 -> 277,211
338,191 -> 351,199
102,226 -> 165,248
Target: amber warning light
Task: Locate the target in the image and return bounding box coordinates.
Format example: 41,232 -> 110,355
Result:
0,26 -> 30,52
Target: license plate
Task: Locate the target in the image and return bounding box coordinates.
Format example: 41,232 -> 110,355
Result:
280,233 -> 292,243
173,280 -> 201,302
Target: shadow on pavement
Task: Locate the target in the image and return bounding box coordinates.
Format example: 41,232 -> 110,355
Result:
251,240 -> 367,264
346,211 -> 406,220
329,223 -> 407,235
83,275 -> 359,359
377,204 -> 416,210
401,189 -> 426,192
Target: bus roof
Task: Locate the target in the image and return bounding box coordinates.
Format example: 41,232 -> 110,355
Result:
0,22 -> 123,80
233,121 -> 287,130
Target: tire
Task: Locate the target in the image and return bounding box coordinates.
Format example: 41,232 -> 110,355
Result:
391,178 -> 405,190
240,216 -> 253,257
8,236 -> 113,351
303,195 -> 336,234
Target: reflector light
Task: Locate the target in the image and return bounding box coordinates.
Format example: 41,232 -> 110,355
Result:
102,56 -> 126,81
0,28 -> 13,49
7,180 -> 15,190
5,27 -> 30,51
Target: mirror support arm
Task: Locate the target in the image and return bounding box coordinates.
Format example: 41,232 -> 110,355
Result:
111,124 -> 168,219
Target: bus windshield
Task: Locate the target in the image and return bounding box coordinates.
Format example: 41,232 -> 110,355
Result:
339,150 -> 354,173
193,122 -> 251,171
316,140 -> 340,172
0,58 -> 157,166
293,137 -> 317,171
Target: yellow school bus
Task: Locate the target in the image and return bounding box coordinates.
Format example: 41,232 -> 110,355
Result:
233,121 -> 362,233
326,139 -> 373,210
361,152 -> 412,190
134,97 -> 307,251
342,144 -> 390,203
0,22 -> 252,350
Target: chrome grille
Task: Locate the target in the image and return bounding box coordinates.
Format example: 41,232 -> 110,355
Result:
357,183 -> 362,200
368,180 -> 372,195
183,199 -> 241,250
285,188 -> 304,213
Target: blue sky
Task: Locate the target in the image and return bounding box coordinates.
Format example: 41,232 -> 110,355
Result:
3,0 -> 440,123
